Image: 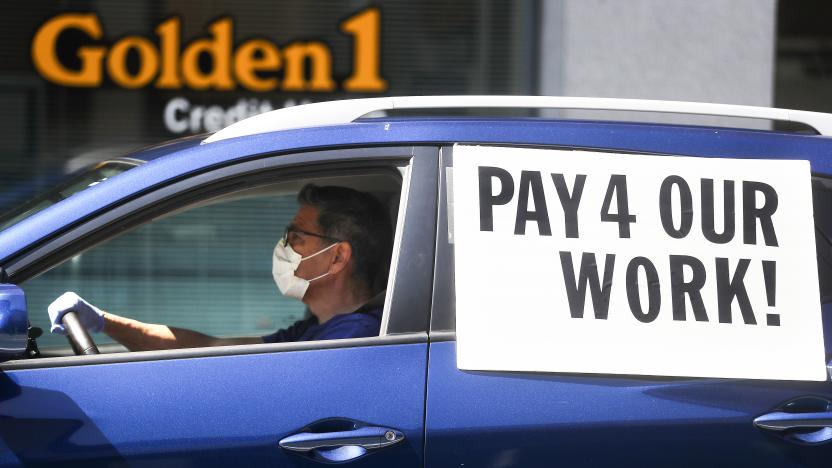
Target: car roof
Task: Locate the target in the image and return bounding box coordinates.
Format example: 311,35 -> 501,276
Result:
204,95 -> 832,142
4,106 -> 832,264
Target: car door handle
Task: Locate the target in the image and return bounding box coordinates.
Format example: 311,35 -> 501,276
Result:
279,426 -> 404,452
753,411 -> 832,431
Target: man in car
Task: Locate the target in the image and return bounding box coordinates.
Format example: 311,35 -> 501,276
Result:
46,184 -> 394,351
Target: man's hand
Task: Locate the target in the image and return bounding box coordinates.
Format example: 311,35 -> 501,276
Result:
48,292 -> 105,335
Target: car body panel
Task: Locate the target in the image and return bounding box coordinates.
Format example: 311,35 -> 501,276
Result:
0,141 -> 437,465
0,342 -> 427,466
424,341 -> 832,467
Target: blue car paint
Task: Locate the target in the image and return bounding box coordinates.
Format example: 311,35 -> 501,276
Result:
0,342 -> 427,466
424,341 -> 832,467
3,119 -> 832,264
1,117 -> 832,466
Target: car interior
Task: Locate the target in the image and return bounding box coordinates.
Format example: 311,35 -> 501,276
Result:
21,169 -> 404,358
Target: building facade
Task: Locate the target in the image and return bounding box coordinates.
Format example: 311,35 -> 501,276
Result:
5,1 -> 831,213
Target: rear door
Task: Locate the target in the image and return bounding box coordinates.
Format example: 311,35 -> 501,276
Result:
425,143 -> 832,467
0,146 -> 438,467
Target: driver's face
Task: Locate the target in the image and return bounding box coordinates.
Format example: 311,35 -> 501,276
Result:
285,205 -> 336,281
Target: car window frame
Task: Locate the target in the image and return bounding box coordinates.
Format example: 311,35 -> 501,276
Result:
2,145 -> 439,370
430,145 -> 456,336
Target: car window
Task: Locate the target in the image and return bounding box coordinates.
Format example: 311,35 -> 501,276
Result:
812,177 -> 832,356
814,178 -> 832,302
24,172 -> 402,354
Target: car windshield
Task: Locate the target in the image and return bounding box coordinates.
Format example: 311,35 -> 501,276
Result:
0,160 -> 140,232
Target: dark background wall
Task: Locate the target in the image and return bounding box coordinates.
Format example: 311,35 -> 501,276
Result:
0,0 -> 537,215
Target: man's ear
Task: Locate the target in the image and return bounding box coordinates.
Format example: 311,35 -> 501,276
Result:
328,242 -> 352,275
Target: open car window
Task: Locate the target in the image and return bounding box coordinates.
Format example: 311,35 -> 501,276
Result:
23,171 -> 402,356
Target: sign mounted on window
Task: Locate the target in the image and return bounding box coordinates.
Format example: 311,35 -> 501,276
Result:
452,144 -> 826,381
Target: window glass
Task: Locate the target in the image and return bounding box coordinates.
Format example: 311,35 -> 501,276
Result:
813,178 -> 832,302
811,178 -> 832,356
25,173 -> 401,352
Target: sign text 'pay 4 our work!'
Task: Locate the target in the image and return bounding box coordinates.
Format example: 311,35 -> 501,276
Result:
478,166 -> 781,327
452,145 -> 826,381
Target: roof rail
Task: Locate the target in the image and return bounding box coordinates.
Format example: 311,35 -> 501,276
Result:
202,96 -> 832,143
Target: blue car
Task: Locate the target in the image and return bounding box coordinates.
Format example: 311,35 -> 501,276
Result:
1,96 -> 832,466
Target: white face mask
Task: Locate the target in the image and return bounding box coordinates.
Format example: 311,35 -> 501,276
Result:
272,238 -> 339,300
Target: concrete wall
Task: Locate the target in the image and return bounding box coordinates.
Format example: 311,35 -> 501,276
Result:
539,0 -> 777,127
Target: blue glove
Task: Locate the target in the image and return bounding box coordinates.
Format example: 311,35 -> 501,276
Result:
48,292 -> 105,335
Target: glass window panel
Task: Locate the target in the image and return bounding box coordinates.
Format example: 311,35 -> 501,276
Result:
26,192 -> 305,351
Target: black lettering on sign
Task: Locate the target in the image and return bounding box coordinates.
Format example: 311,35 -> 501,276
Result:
743,181 -> 779,246
515,171 -> 552,236
560,251 -> 615,319
626,257 -> 661,323
552,173 -> 586,238
600,175 -> 637,238
716,257 -> 756,325
762,260 -> 779,326
478,166 -> 514,232
669,255 -> 708,322
659,176 -> 693,239
701,179 -> 736,244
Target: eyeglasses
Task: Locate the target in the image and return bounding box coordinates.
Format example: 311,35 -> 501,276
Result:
282,225 -> 341,247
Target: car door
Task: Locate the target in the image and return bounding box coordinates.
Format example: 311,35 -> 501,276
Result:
425,144 -> 832,467
0,146 -> 438,467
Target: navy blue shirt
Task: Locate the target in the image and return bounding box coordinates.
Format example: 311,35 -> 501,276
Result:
261,304 -> 383,343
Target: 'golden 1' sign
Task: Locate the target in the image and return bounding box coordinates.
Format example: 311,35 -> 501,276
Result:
31,8 -> 386,92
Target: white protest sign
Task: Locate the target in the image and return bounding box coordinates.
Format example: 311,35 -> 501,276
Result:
453,144 -> 826,381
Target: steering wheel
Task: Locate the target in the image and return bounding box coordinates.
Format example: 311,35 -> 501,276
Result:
61,310 -> 100,355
